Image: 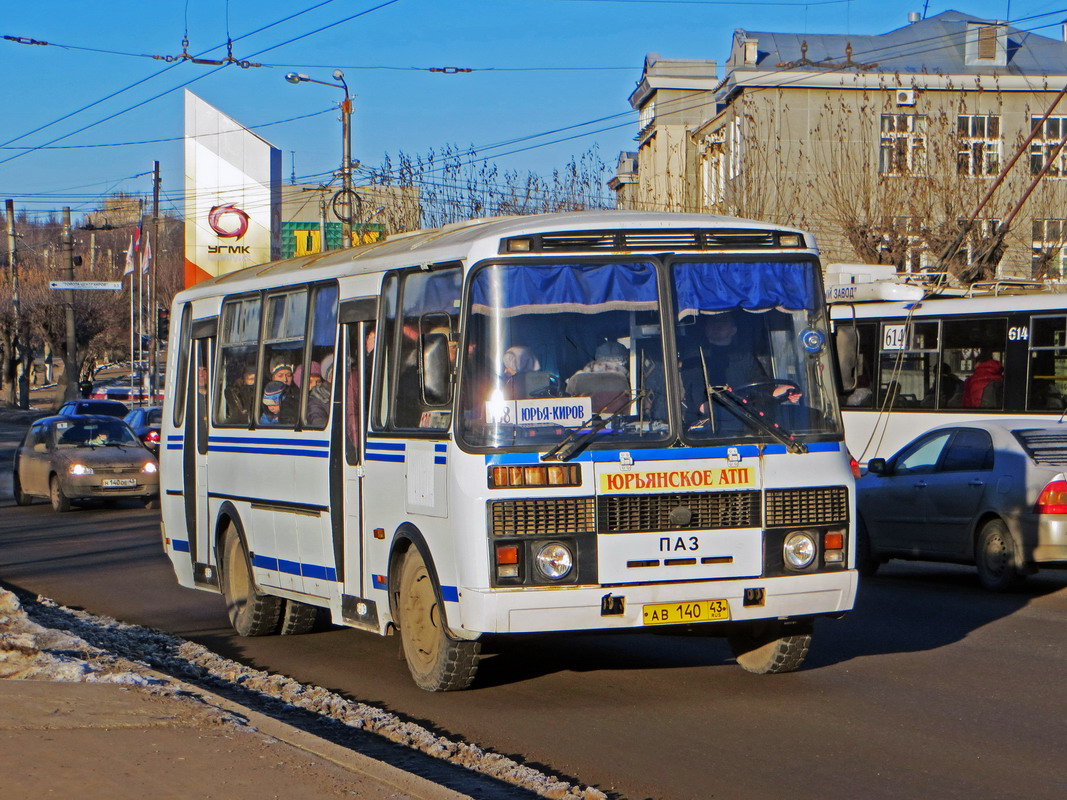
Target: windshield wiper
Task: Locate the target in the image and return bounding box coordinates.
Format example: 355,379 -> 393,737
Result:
703,385 -> 807,454
542,390 -> 642,462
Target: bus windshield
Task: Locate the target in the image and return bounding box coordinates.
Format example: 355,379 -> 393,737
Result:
458,260 -> 671,449
457,258 -> 842,449
672,259 -> 841,444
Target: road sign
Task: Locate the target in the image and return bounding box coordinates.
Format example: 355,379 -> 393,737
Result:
49,281 -> 122,291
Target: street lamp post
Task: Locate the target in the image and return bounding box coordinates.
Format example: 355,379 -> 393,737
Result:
285,70 -> 354,249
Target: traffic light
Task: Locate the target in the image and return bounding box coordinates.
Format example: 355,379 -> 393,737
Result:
157,307 -> 170,342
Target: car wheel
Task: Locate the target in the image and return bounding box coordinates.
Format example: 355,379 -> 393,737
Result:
975,518 -> 1025,592
220,526 -> 282,636
50,476 -> 71,513
397,548 -> 480,691
13,471 -> 33,506
856,518 -> 880,577
728,620 -> 813,675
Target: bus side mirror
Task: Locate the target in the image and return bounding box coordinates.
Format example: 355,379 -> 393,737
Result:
867,457 -> 887,475
422,333 -> 452,406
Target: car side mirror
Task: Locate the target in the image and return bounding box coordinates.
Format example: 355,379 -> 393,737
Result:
867,457 -> 887,475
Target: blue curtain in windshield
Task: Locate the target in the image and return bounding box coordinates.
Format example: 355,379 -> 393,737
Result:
673,261 -> 817,316
470,262 -> 658,315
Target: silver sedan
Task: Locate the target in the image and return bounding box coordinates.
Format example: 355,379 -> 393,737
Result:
12,415 -> 160,512
856,419 -> 1067,590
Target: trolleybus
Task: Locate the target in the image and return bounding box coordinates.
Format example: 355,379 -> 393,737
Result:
829,268 -> 1067,463
160,211 -> 858,690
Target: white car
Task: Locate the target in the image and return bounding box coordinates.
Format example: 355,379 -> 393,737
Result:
856,419 -> 1067,590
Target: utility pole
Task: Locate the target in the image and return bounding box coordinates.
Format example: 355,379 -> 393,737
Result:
340,86 -> 354,249
149,161 -> 161,403
60,207 -> 79,402
6,199 -> 29,409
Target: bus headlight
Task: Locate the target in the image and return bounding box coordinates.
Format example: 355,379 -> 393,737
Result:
783,531 -> 817,569
535,542 -> 573,580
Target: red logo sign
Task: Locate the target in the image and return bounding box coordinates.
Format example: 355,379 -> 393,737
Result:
208,203 -> 250,239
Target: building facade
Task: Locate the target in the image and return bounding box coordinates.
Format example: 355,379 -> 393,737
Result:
613,10 -> 1067,281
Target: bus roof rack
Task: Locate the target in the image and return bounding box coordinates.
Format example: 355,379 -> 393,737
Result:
964,279 -> 1053,297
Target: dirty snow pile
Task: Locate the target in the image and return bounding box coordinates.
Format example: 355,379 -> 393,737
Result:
0,587 -> 607,800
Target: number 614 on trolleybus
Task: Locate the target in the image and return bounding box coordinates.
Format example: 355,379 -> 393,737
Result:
159,211 -> 858,691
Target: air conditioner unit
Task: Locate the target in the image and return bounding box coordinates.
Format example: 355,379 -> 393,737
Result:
896,89 -> 916,107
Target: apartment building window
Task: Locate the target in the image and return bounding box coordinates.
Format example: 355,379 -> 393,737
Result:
957,115 -> 1000,176
727,118 -> 743,180
700,139 -> 726,208
1032,219 -> 1067,278
1029,116 -> 1067,176
881,216 -> 928,273
638,101 -> 655,135
879,114 -> 927,175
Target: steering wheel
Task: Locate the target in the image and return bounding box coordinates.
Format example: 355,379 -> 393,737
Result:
731,378 -> 800,398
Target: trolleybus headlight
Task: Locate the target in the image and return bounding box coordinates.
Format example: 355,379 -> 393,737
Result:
535,542 -> 573,580
783,531 -> 817,569
69,463 -> 93,475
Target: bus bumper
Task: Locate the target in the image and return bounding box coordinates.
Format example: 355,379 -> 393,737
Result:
452,570 -> 858,635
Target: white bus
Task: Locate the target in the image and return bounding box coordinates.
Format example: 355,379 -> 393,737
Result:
160,211 -> 857,691
829,273 -> 1067,463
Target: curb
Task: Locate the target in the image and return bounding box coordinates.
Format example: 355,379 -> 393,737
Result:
143,667 -> 475,800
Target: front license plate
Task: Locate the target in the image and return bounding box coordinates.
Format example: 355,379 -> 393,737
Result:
642,599 -> 730,625
102,478 -> 137,488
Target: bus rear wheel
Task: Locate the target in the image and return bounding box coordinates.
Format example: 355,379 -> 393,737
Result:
728,620 -> 812,674
221,527 -> 282,636
397,548 -> 480,691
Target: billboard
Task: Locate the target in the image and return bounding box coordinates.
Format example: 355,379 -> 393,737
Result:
184,90 -> 281,287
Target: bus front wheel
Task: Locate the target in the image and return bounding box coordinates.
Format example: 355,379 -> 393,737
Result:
728,620 -> 812,674
221,527 -> 282,636
397,548 -> 480,691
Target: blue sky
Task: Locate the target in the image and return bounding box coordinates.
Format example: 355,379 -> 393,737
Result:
2,1 -> 1064,219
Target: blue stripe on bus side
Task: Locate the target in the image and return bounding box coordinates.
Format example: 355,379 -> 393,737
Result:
366,441 -> 406,451
210,436 -> 329,447
209,445 -> 329,458
366,453 -> 405,463
170,539 -> 190,552
434,457 -> 447,465
250,554 -> 337,581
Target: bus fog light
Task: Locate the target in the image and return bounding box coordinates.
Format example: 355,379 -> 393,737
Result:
824,550 -> 844,563
535,543 -> 573,579
783,531 -> 817,569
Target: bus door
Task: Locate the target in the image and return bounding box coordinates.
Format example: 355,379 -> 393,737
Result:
337,312 -> 378,631
183,331 -> 215,586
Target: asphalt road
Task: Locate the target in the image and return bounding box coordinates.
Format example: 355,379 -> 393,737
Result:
1,420 -> 1065,800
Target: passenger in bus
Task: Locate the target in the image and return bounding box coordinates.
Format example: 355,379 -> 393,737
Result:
225,367 -> 257,423
565,340 -> 632,414
962,350 -> 1004,408
269,361 -> 299,424
502,345 -> 556,398
932,362 -> 964,408
306,355 -> 334,428
845,374 -> 873,406
260,381 -> 286,425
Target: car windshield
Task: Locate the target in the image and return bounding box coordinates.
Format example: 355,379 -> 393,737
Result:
55,419 -> 140,448
457,261 -> 671,449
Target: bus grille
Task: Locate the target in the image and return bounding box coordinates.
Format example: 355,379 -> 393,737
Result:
597,491 -> 761,533
765,486 -> 849,528
489,497 -> 596,536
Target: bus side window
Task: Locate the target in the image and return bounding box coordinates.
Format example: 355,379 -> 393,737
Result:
216,296 -> 261,427
836,322 -> 876,408
386,267 -> 460,430
262,288 -> 308,427
1027,315 -> 1067,410
301,283 -> 338,430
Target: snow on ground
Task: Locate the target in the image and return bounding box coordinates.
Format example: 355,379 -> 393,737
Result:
0,587 -> 606,800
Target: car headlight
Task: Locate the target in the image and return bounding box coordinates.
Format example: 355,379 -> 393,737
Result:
143,462 -> 158,474
783,531 -> 817,569
535,542 -> 573,580
69,463 -> 94,475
